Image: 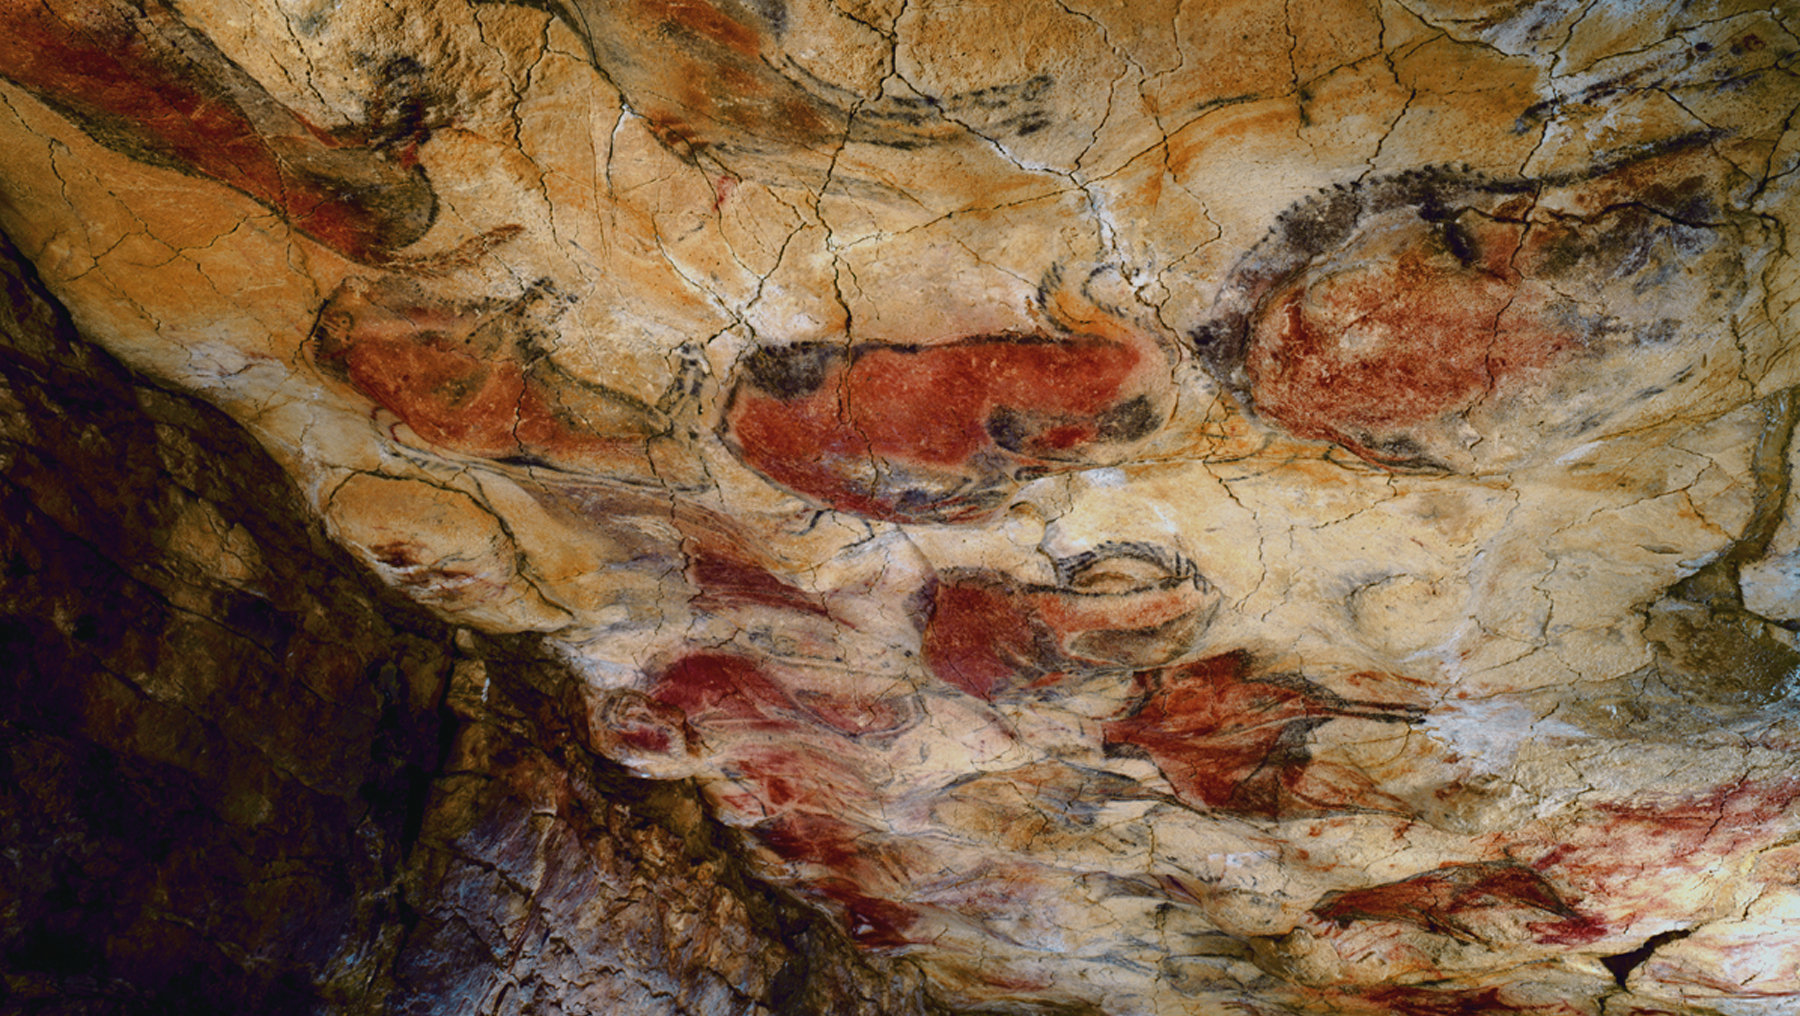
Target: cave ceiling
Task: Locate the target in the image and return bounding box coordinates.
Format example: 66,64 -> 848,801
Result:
3,0 -> 1800,1012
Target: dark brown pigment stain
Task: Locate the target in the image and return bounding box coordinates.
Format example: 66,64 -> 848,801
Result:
723,333 -> 1167,523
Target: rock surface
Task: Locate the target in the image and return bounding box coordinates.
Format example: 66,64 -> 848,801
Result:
2,0 -> 1799,1013
0,233 -> 926,1015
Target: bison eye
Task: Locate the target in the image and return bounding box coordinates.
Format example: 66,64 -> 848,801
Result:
1055,543 -> 1194,594
1065,556 -> 1170,594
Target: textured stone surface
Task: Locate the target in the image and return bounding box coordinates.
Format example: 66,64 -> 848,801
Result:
2,0 -> 1799,1013
0,233 -> 926,1015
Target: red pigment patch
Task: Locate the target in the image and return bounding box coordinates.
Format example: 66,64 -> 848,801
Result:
922,568 -> 1215,700
650,653 -> 796,727
754,812 -> 870,870
589,690 -> 691,762
1496,777 -> 1800,947
687,544 -> 832,619
1527,776 -> 1800,886
1246,217 -> 1578,468
724,334 -> 1165,523
809,879 -> 929,950
0,0 -> 430,262
1529,911 -> 1608,946
310,284 -> 653,469
614,724 -> 672,755
835,892 -> 921,949
650,652 -> 911,743
342,337 -> 526,458
719,742 -> 878,819
1595,776 -> 1800,836
1312,861 -> 1579,944
370,543 -> 422,568
1101,652 -> 1419,819
789,688 -> 916,738
921,575 -> 1045,700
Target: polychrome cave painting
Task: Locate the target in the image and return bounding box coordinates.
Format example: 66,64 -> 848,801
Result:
2,0 -> 1799,1012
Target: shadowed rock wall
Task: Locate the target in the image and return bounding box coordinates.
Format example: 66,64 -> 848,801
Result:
0,229 -> 928,1016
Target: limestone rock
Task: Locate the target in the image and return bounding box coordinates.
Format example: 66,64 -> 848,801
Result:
3,1 -> 1799,1012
